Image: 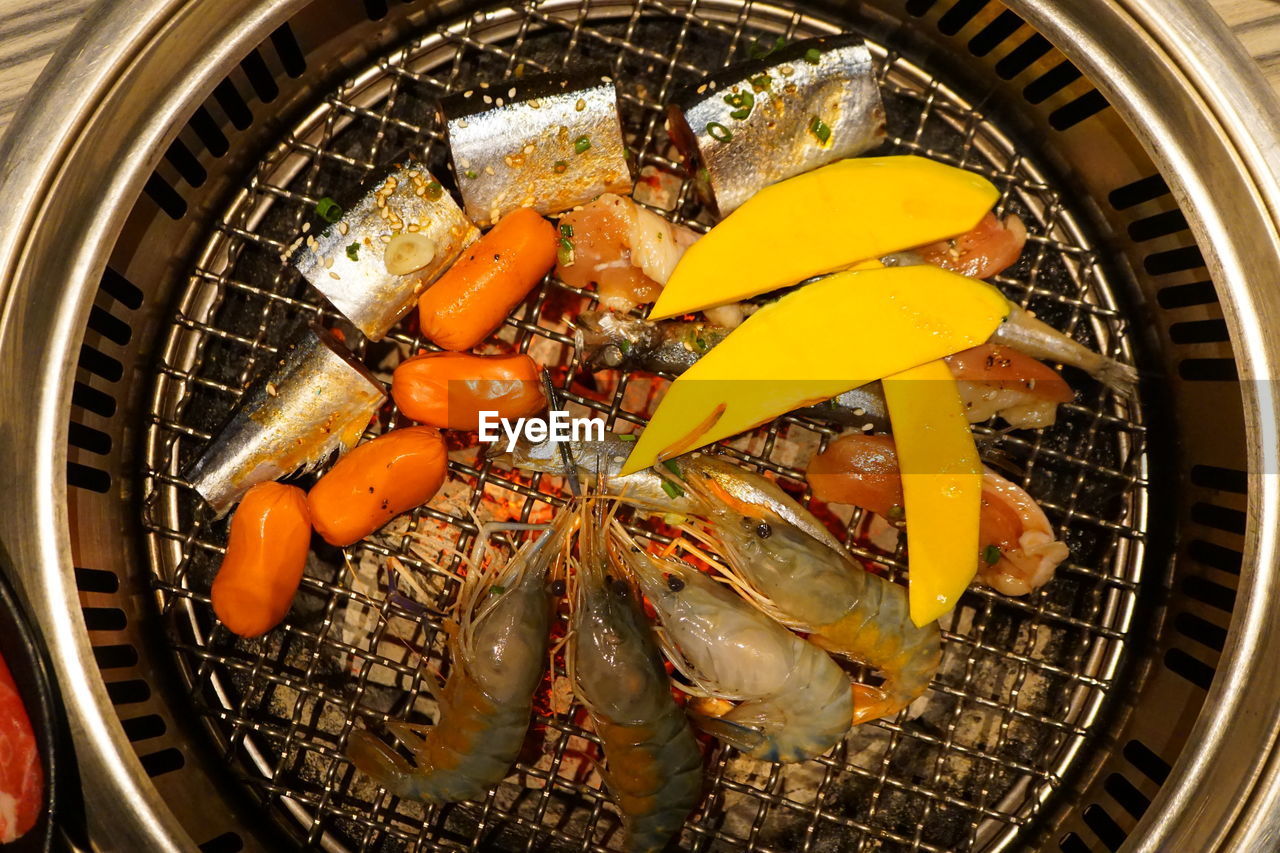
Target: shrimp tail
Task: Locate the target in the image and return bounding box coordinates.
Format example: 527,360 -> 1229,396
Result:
810,573 -> 942,725
347,730 -> 425,799
991,304 -> 1138,393
596,715 -> 703,853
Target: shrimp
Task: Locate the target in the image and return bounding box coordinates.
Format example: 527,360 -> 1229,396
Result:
668,454 -> 940,725
806,433 -> 1069,596
612,526 -> 853,763
569,501 -> 702,852
945,343 -> 1075,429
346,513 -> 571,802
916,212 -> 1028,280
556,194 -> 699,311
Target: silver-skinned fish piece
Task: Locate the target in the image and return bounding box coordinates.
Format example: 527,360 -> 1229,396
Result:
438,70 -> 633,227
667,34 -> 885,218
574,310 -> 893,432
184,325 -> 386,516
291,163 -> 479,340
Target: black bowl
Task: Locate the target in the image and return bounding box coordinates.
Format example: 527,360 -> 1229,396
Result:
0,547 -> 67,852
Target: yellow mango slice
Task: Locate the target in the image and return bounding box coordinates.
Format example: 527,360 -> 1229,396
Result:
649,156 -> 999,319
881,360 -> 982,626
620,265 -> 1009,475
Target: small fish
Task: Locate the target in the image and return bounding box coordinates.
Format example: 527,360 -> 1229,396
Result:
668,34 -> 885,217
292,163 -> 479,340
439,70 -> 633,227
492,431 -> 680,509
574,311 -> 893,431
184,325 -> 386,516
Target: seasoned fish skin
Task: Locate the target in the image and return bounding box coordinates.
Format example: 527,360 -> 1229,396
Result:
184,325 -> 386,516
439,70 -> 633,227
292,163 -> 479,340
668,34 -> 885,217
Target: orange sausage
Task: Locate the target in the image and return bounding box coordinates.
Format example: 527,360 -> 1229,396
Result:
418,207 -> 558,351
392,351 -> 545,430
211,482 -> 312,638
307,426 -> 448,547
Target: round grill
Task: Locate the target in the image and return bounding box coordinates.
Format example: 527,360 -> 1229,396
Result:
139,1 -> 1145,850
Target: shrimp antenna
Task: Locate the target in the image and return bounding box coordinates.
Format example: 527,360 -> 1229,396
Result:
541,368 -> 581,497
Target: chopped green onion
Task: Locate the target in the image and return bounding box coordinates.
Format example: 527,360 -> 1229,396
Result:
809,116 -> 831,144
560,223 -> 574,238
618,339 -> 631,354
662,459 -> 681,477
723,91 -> 755,121
558,237 -> 575,267
574,135 -> 592,154
887,504 -> 905,521
706,122 -> 733,143
553,159 -> 569,174
661,479 -> 685,499
749,73 -> 773,92
424,180 -> 444,201
345,242 -> 360,261
695,336 -> 708,351
984,545 -> 1002,565
464,169 -> 478,179
749,35 -> 786,59
315,197 -> 343,222
803,47 -> 822,64
618,434 -> 637,442
489,584 -> 507,596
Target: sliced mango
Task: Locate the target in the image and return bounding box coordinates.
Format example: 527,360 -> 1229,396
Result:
881,360 -> 982,627
620,265 -> 1009,475
648,156 -> 999,319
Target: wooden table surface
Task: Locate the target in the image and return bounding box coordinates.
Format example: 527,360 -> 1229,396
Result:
0,0 -> 1277,136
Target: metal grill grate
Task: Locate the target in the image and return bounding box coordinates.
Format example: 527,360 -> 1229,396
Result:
140,1 -> 1147,850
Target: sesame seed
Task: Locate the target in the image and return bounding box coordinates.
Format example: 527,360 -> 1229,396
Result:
575,98 -> 586,111
323,256 -> 334,269
302,221 -> 311,233
483,95 -> 493,104
464,89 -> 474,97
485,165 -> 495,175
508,87 -> 516,98
329,271 -> 341,280
458,119 -> 469,128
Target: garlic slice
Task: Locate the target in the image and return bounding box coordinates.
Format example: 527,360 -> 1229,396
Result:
384,232 -> 438,275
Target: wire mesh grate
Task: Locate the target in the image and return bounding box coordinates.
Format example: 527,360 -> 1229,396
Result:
140,1 -> 1147,850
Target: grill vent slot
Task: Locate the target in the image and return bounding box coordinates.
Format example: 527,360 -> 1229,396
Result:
936,0 -> 986,34
1104,772 -> 1151,819
121,714 -> 168,742
1124,739 -> 1172,785
995,33 -> 1051,78
1048,89 -> 1109,130
1190,502 -> 1247,535
1157,281 -> 1217,308
968,11 -> 1020,55
1174,612 -> 1228,652
199,832 -> 246,853
1178,358 -> 1238,381
1169,319 -> 1229,344
1023,61 -> 1081,103
1164,647 -> 1215,690
139,748 -> 186,777
1109,174 -> 1169,210
1082,804 -> 1126,851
